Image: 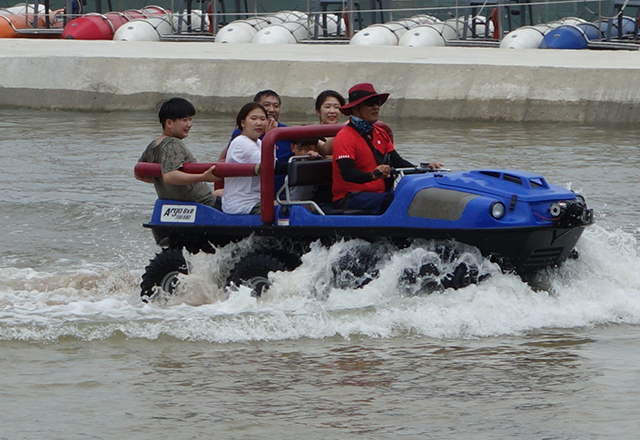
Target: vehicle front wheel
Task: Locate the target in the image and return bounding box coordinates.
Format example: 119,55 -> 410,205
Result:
228,253 -> 287,297
140,248 -> 188,302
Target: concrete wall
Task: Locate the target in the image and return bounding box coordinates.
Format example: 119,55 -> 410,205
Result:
2,38 -> 640,122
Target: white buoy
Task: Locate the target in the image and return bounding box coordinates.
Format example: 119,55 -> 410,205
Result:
555,17 -> 586,26
467,15 -> 493,37
350,26 -> 394,45
395,15 -> 441,31
406,14 -> 441,25
398,25 -> 444,47
113,16 -> 173,41
172,9 -> 209,32
500,26 -> 545,49
443,16 -> 493,38
444,18 -> 467,38
214,17 -> 271,43
215,21 -> 257,43
429,22 -> 458,41
325,14 -> 344,36
271,10 -> 307,23
398,22 -> 458,46
533,23 -> 557,33
311,13 -> 343,37
1,4 -> 45,15
252,21 -> 309,44
350,22 -> 411,46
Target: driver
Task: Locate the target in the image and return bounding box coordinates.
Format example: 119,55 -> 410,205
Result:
332,83 -> 442,215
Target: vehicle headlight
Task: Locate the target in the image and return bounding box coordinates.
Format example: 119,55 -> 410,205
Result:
490,202 -> 506,219
550,202 -> 567,218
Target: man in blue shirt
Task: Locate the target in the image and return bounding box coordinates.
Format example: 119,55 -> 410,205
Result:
220,90 -> 293,193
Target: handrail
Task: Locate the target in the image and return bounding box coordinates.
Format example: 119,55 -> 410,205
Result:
259,121 -> 393,224
260,123 -> 345,223
134,161 -> 258,179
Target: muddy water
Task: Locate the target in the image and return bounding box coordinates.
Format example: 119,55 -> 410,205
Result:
1,109 -> 639,439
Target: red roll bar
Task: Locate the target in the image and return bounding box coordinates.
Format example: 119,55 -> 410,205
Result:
134,162 -> 258,179
135,121 -> 393,225
260,121 -> 392,224
260,123 -> 345,223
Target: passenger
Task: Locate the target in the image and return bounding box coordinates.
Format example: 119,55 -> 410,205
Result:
222,102 -> 269,215
314,89 -> 346,158
291,136 -> 322,160
219,89 -> 293,193
289,137 -> 323,201
137,97 -> 221,208
332,83 -> 442,215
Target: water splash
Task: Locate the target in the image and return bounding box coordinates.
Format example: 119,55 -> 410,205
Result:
1,225 -> 639,343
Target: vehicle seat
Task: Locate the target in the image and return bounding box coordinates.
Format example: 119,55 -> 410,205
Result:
277,157 -> 369,215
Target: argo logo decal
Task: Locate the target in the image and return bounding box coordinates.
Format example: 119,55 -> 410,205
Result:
160,205 -> 197,223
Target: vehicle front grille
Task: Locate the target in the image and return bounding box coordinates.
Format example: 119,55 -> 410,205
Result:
522,247 -> 564,270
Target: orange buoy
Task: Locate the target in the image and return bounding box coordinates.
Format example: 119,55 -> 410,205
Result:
491,7 -> 500,40
0,13 -> 32,38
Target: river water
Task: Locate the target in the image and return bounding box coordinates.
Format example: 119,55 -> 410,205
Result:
1,108 -> 639,439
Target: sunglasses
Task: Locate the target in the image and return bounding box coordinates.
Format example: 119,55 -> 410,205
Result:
362,97 -> 382,107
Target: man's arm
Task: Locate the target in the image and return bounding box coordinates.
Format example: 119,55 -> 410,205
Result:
337,158 -> 376,183
388,150 -> 414,168
388,150 -> 442,169
218,145 -> 229,161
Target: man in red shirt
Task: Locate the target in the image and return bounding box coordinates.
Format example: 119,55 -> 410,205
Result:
332,83 -> 441,215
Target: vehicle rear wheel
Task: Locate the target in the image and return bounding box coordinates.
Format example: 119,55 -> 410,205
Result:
228,253 -> 287,297
140,248 -> 188,301
332,244 -> 383,290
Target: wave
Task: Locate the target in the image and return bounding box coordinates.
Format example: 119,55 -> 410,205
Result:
1,224 -> 639,343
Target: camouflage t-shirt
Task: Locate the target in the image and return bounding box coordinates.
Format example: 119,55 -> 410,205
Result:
138,136 -> 216,207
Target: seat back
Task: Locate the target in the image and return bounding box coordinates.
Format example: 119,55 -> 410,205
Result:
288,158 -> 333,187
277,158 -> 333,215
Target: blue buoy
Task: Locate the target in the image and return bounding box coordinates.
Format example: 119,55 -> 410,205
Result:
596,20 -> 620,38
620,16 -> 637,35
540,25 -> 588,49
577,23 -> 603,40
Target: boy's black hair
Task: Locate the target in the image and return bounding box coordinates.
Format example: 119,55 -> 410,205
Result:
292,137 -> 321,148
158,97 -> 196,128
253,89 -> 281,104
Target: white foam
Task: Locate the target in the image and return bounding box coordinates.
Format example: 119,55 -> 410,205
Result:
1,225 -> 639,342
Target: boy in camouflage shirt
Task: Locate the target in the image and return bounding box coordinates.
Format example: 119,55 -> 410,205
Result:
137,98 -> 220,207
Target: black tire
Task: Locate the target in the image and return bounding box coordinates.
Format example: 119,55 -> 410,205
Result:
441,262 -> 479,290
399,263 -> 443,295
332,244 -> 383,290
140,248 -> 188,301
399,247 -> 483,295
228,253 -> 287,297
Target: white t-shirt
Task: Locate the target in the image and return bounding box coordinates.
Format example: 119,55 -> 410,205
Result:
222,135 -> 262,214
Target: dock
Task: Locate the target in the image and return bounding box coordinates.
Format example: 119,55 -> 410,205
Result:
1,38 -> 640,122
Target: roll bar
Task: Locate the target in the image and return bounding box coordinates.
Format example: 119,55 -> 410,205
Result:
260,121 -> 392,224
134,161 -> 258,179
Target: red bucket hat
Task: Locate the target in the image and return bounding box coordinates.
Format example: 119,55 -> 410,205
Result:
339,83 -> 390,115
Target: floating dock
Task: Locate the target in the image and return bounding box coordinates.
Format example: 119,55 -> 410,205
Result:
1,38 -> 640,122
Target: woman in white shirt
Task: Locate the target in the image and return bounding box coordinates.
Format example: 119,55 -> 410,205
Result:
222,103 -> 268,214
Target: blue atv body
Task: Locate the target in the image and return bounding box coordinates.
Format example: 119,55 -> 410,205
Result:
147,167 -> 591,271
138,124 -> 593,299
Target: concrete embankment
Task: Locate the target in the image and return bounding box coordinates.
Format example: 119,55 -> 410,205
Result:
2,38 -> 640,122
